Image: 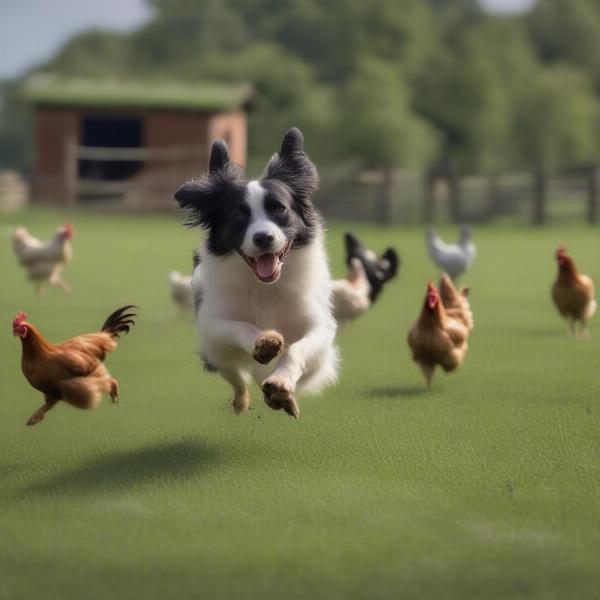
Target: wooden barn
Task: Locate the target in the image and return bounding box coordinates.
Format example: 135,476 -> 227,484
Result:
26,76 -> 253,209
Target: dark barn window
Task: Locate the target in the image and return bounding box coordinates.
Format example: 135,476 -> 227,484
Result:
79,117 -> 143,182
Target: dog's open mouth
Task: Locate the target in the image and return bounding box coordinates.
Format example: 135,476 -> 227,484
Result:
238,241 -> 292,283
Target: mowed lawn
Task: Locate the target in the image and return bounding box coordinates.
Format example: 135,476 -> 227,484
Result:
1,209 -> 599,600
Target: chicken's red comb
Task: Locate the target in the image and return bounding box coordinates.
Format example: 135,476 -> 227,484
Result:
427,279 -> 437,293
12,311 -> 27,329
556,245 -> 567,256
63,222 -> 74,237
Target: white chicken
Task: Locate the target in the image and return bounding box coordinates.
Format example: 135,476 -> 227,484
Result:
426,225 -> 476,280
12,223 -> 73,295
331,258 -> 371,326
168,271 -> 194,312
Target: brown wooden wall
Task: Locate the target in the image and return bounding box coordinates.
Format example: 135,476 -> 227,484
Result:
32,108 -> 79,205
31,106 -> 247,208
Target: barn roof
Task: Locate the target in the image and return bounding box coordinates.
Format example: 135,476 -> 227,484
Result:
25,75 -> 254,112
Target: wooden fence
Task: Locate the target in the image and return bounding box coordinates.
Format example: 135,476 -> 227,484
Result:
29,138 -> 600,224
316,167 -> 600,225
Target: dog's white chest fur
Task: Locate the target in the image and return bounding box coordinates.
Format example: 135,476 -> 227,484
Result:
194,234 -> 338,392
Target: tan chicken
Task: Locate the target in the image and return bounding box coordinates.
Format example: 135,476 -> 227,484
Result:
12,222 -> 74,294
552,246 -> 596,335
407,281 -> 469,388
331,258 -> 371,325
13,306 -> 137,426
439,272 -> 474,330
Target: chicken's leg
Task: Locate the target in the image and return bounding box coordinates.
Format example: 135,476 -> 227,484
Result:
420,364 -> 434,390
109,378 -> 120,404
58,279 -> 72,293
576,322 -> 591,339
27,396 -> 58,426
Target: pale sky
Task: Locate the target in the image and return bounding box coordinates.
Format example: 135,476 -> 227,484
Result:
0,0 -> 151,78
480,0 -> 536,13
0,0 -> 536,80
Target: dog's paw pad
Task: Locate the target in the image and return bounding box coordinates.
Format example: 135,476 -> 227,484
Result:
253,331 -> 284,365
262,378 -> 299,418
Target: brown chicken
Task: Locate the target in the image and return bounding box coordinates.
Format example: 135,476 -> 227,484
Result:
13,306 -> 137,426
407,281 -> 469,388
439,272 -> 474,330
552,246 -> 596,335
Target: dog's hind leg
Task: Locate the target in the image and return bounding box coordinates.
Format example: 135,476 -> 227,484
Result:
220,368 -> 251,414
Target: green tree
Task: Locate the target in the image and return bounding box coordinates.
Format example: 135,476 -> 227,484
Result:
132,0 -> 248,66
43,30 -> 132,77
168,43 -> 336,171
513,65 -> 600,170
337,57 -> 437,168
0,81 -> 32,173
529,0 -> 600,88
414,18 -> 539,172
230,0 -> 440,83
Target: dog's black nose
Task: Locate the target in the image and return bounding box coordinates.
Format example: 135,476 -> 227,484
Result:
253,232 -> 274,250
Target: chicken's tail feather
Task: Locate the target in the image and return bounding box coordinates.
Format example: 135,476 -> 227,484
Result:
382,248 -> 400,281
101,305 -> 138,338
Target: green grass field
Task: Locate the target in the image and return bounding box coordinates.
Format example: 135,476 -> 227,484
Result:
1,209 -> 599,599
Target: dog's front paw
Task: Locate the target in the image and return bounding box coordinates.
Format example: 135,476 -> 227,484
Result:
253,331 -> 284,365
262,376 -> 299,418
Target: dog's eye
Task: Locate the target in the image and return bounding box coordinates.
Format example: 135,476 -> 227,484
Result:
232,210 -> 247,221
272,204 -> 286,215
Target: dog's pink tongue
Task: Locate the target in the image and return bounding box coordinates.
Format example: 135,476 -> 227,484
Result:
256,254 -> 278,278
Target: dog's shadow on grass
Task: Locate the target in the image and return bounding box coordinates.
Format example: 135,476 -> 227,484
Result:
19,438 -> 221,498
365,385 -> 426,399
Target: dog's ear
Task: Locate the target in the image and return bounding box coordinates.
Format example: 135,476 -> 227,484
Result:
174,144 -> 243,228
263,127 -> 319,204
209,139 -> 230,174
280,127 -> 304,158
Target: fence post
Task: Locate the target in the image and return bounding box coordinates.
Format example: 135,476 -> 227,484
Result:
64,138 -> 77,207
488,173 -> 498,217
377,168 -> 395,224
422,171 -> 435,223
588,166 -> 599,224
532,168 -> 546,225
448,172 -> 461,222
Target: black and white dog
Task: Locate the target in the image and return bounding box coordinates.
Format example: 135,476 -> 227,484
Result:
174,128 -> 338,417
